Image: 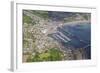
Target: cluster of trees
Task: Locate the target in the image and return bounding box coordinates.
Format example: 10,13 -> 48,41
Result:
23,14 -> 32,24
26,48 -> 64,62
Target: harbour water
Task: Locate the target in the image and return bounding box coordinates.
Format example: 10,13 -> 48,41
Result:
50,22 -> 91,59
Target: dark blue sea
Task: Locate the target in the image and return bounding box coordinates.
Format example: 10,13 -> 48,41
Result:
49,22 -> 91,59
